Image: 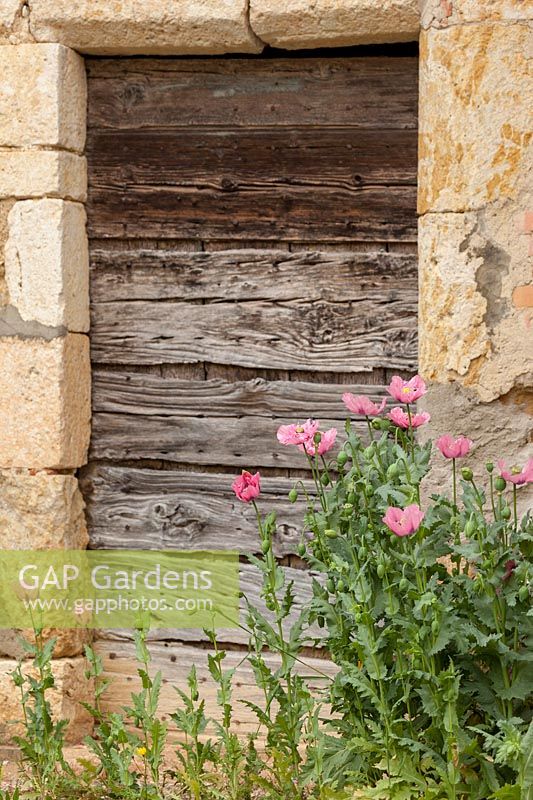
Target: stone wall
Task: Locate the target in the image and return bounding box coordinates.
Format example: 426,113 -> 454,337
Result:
417,1 -> 533,504
0,0 -> 531,743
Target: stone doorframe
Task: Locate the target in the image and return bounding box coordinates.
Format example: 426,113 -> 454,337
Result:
0,0 -> 531,740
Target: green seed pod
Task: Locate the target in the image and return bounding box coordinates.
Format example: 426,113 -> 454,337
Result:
377,563 -> 385,579
465,518 -> 476,537
501,507 -> 512,521
337,451 -> 348,467
519,585 -> 529,602
288,487 -> 298,503
325,528 -> 338,539
261,539 -> 270,554
297,542 -> 306,557
321,472 -> 330,486
431,619 -> 440,636
485,461 -> 494,474
495,476 -> 506,492
387,463 -> 400,480
399,577 -> 409,592
461,467 -> 474,482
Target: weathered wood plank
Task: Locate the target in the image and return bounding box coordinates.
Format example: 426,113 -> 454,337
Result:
87,56 -> 418,130
91,373 -> 386,418
96,562 -> 322,646
80,466 -> 312,556
94,641 -> 336,739
90,249 -> 417,304
87,184 -> 417,242
90,295 -> 417,371
87,128 -> 417,188
89,411 -> 358,467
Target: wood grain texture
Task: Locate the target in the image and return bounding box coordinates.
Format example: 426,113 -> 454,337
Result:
87,56 -> 417,242
90,295 -> 417,371
80,466 -> 312,556
91,372 -> 387,417
86,56 -> 418,130
88,128 -> 417,188
87,184 -> 416,242
94,640 -> 336,739
90,249 -> 417,303
96,562 -> 322,646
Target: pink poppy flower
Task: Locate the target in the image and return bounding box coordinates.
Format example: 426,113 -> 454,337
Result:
388,407 -> 431,430
342,393 -> 387,417
497,458 -> 533,486
232,471 -> 261,503
436,434 -> 473,459
382,504 -> 424,537
277,419 -> 319,448
388,375 -> 427,404
301,427 -> 337,456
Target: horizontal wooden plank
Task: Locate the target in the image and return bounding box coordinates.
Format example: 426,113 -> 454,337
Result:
87,184 -> 417,242
80,467 -> 312,557
90,295 -> 417,371
94,641 -> 336,739
96,562 -> 321,646
92,373 -> 387,418
90,249 -> 417,304
89,410 -> 358,467
87,128 -> 417,188
87,56 -> 417,130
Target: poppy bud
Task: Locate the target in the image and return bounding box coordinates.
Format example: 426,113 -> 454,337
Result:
377,564 -> 385,579
325,528 -> 338,539
431,619 -> 440,636
495,477 -> 506,492
288,488 -> 298,503
461,467 -> 473,481
321,472 -> 330,486
326,579 -> 335,594
317,615 -> 325,628
465,518 -> 476,537
501,507 -> 511,520
486,462 -> 494,473
519,585 -> 529,602
399,577 -> 409,592
358,546 -> 367,561
337,580 -> 345,593
337,451 -> 348,467
387,464 -> 400,480
297,542 -> 306,557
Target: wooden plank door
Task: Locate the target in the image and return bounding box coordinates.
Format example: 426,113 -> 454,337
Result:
81,51 -> 418,650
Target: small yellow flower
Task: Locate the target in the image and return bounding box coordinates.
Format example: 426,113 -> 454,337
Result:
136,746 -> 147,757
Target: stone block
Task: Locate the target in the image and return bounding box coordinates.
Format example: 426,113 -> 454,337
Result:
249,0 -> 420,48
0,335 -> 91,469
5,200 -> 89,331
419,22 -> 532,214
0,44 -> 86,151
0,469 -> 88,550
0,151 -> 87,202
29,0 -> 263,55
418,203 -> 533,402
0,657 -> 93,744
